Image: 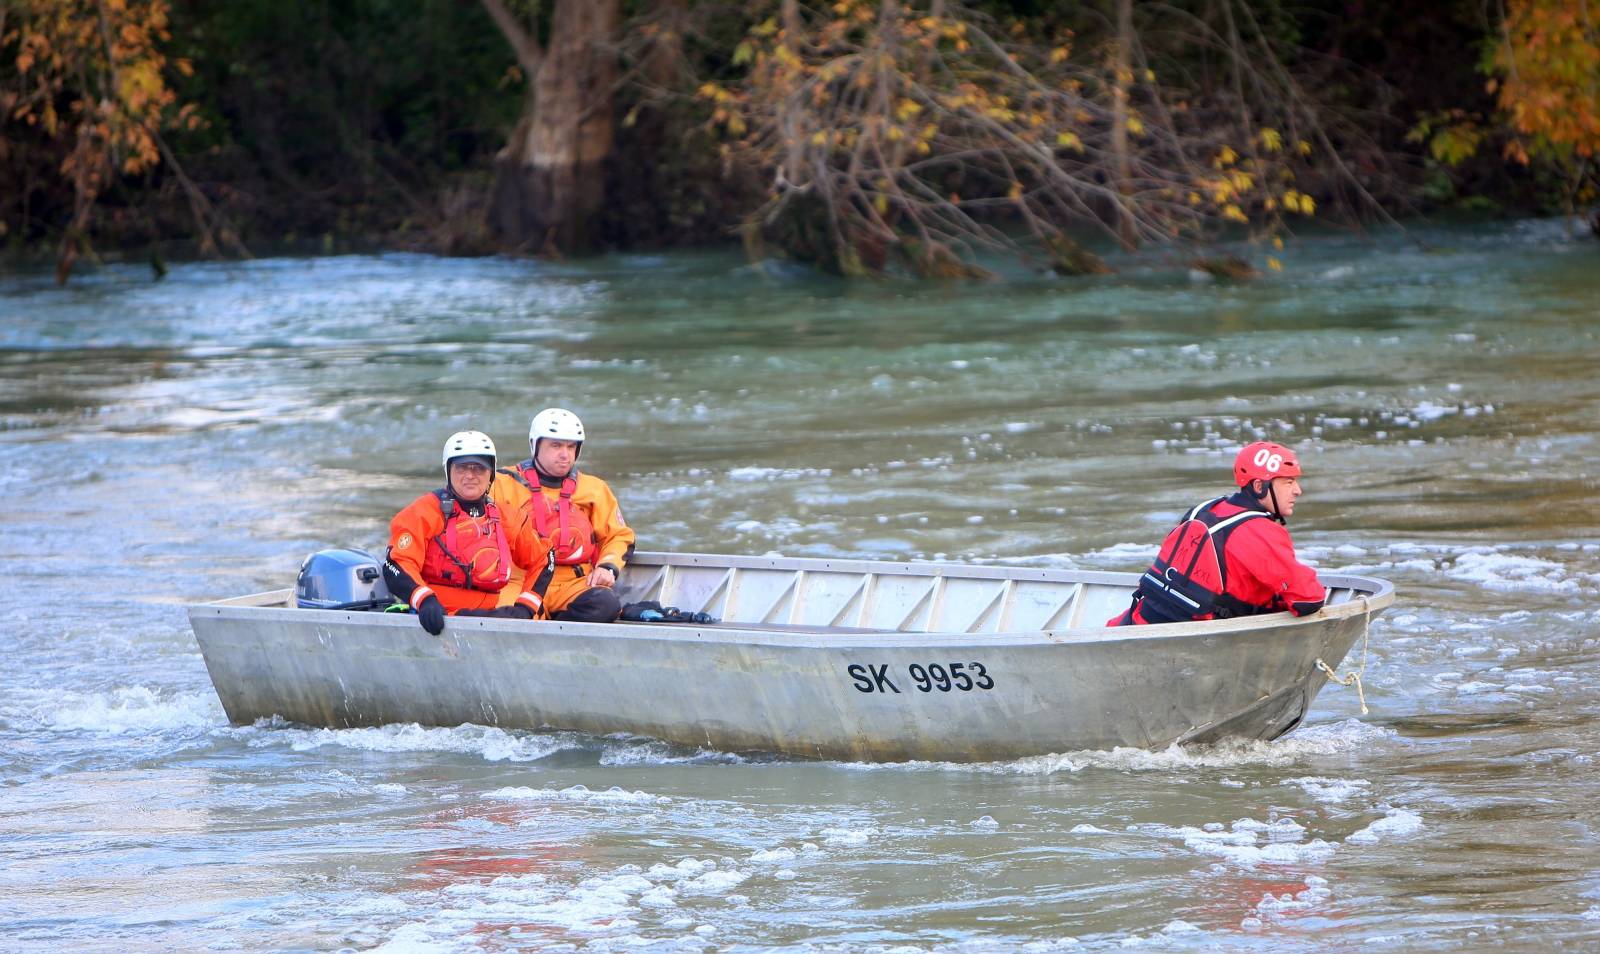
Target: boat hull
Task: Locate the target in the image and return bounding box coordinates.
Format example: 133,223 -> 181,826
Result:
189,553 -> 1391,761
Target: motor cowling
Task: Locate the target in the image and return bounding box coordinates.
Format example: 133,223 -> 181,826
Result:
295,548 -> 392,610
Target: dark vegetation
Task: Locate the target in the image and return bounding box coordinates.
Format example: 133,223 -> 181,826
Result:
2,0 -> 1594,282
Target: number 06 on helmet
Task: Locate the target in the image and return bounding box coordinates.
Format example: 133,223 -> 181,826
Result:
1233,441 -> 1300,486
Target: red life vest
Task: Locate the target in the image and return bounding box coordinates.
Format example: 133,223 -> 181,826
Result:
1128,496 -> 1270,624
505,463 -> 598,566
419,491 -> 513,591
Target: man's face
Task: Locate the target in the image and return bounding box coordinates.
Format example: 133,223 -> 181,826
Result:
1264,475 -> 1302,519
449,459 -> 492,499
536,439 -> 579,477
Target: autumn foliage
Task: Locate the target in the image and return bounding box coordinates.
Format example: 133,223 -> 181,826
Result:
1491,0 -> 1600,163
700,0 -> 1327,277
2,0 -> 198,279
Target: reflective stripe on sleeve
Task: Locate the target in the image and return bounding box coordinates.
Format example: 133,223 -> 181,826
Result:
410,586 -> 436,610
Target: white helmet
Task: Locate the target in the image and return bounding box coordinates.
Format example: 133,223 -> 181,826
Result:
529,408 -> 585,456
442,430 -> 497,473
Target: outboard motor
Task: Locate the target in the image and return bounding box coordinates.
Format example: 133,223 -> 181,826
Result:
295,548 -> 392,610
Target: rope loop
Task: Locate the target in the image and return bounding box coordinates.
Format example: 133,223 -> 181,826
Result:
1315,595 -> 1373,716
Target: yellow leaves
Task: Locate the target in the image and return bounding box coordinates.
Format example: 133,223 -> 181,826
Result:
1297,139 -> 1312,156
1007,181 -> 1024,200
1214,145 -> 1238,167
732,41 -> 755,66
1273,236 -> 1284,250
1050,46 -> 1069,63
1258,128 -> 1283,152
1055,130 -> 1083,152
1282,190 -> 1316,215
895,98 -> 922,122
1222,204 -> 1248,223
810,131 -> 828,146
1267,256 -> 1283,272
698,82 -> 738,105
1126,115 -> 1144,136
874,194 -> 890,215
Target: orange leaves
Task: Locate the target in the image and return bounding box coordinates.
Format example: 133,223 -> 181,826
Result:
4,0 -> 195,249
1489,0 -> 1600,161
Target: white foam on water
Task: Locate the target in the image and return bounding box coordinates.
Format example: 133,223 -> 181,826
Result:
370,922 -> 465,953
819,825 -> 878,847
1251,874 -> 1333,921
747,846 -> 797,863
677,868 -> 749,896
339,895 -> 412,916
1150,817 -> 1338,868
1285,777 -> 1372,804
359,849 -> 773,952
1447,551 -> 1586,594
597,738 -> 744,766
1079,541 -> 1160,565
1408,401 -> 1458,422
727,466 -> 831,481
1346,808 -> 1423,845
1013,719 -> 1400,774
25,686 -> 223,734
485,784 -> 670,806
266,722 -> 575,762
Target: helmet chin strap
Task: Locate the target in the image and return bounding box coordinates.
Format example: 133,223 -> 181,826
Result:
1247,479 -> 1288,524
1261,480 -> 1287,524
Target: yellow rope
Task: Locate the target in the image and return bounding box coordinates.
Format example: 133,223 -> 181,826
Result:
1315,595 -> 1372,716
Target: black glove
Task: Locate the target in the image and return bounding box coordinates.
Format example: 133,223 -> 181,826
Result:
621,600 -> 664,622
416,595 -> 446,635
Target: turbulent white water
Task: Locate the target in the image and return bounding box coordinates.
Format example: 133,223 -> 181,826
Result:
3,221 -> 1599,951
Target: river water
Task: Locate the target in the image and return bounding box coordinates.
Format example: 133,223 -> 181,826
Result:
2,220 -> 1598,951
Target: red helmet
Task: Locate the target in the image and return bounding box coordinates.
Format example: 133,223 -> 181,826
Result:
1234,441 -> 1301,486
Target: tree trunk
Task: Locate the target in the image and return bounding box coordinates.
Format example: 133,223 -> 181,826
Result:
488,0 -> 620,254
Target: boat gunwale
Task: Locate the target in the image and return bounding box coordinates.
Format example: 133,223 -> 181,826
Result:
188,552 -> 1393,650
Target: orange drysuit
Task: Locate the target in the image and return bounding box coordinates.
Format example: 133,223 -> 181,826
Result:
492,462 -> 635,617
386,490 -> 552,616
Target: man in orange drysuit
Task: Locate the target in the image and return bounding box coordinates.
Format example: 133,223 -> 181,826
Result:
492,408 -> 635,623
1109,440 -> 1325,626
384,430 -> 553,635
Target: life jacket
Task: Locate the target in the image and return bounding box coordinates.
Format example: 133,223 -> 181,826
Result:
1128,496 -> 1271,624
502,462 -> 598,566
419,490 -> 513,591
